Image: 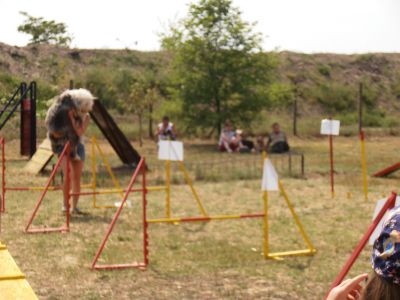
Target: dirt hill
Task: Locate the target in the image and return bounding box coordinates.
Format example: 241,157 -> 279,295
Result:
1,42 -> 400,126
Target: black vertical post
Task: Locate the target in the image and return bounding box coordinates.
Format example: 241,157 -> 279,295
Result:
358,82 -> 363,133
69,80 -> 74,90
293,97 -> 298,136
30,81 -> 37,157
20,82 -> 27,156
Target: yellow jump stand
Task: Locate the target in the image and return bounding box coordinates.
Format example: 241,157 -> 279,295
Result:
88,137 -> 207,218
90,136 -> 124,209
0,242 -> 38,299
262,153 -> 316,259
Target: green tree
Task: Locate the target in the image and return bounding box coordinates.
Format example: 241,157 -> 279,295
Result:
17,11 -> 72,46
161,0 -> 276,135
124,82 -> 146,146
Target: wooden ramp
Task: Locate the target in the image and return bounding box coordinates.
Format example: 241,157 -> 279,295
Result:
24,138 -> 54,174
0,242 -> 38,299
90,99 -> 141,166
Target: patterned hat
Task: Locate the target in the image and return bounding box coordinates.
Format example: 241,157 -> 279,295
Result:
372,206 -> 400,285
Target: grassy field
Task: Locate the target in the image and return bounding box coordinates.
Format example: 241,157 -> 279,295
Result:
1,134 -> 400,299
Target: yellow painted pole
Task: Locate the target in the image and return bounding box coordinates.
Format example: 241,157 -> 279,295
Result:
178,162 -> 208,217
261,151 -> 269,258
165,160 -> 171,218
91,136 -> 98,208
94,137 -> 124,199
278,181 -> 316,251
263,191 -> 269,258
360,131 -> 368,201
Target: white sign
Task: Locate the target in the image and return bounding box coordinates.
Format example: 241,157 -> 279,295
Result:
320,119 -> 340,136
261,158 -> 279,191
158,141 -> 184,161
369,196 -> 400,245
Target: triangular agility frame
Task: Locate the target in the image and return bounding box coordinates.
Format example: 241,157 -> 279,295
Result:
325,192 -> 397,298
91,158 -> 149,270
25,143 -> 71,234
262,157 -> 317,259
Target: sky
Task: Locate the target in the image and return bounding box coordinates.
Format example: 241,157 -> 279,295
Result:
0,0 -> 399,54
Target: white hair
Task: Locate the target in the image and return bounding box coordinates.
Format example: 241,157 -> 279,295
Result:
59,88 -> 95,113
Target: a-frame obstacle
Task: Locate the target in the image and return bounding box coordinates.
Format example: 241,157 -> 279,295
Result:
91,158 -> 149,270
90,155 -> 316,270
325,192 -> 397,299
24,143 -> 71,234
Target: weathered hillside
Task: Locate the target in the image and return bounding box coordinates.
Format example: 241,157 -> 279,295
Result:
1,42 -> 400,130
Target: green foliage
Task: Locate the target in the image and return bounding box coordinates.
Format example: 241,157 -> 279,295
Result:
267,82 -> 294,108
317,64 -> 331,77
84,68 -> 118,108
161,0 -> 276,133
312,82 -> 355,113
18,11 -> 72,46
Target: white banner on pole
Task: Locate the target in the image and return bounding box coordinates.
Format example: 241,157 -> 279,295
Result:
320,119 -> 340,136
261,158 -> 279,191
158,141 -> 184,161
369,196 -> 400,245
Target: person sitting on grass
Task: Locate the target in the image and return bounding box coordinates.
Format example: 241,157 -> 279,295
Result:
236,129 -> 255,153
156,116 -> 177,141
266,122 -> 290,153
327,207 -> 400,300
218,121 -> 239,153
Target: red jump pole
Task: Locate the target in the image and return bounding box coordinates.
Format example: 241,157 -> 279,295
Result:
91,158 -> 146,269
25,142 -> 71,233
1,138 -> 5,213
142,158 -> 149,266
329,134 -> 334,198
325,192 -> 397,299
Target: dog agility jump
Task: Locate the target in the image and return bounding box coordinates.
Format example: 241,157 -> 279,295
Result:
0,136 -> 316,269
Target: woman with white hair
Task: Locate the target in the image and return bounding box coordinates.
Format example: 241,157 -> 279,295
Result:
45,89 -> 94,214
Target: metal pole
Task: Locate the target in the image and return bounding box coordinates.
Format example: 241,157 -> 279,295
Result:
30,81 -> 37,157
165,160 -> 171,219
69,80 -> 74,90
293,97 -> 297,136
329,134 -> 334,198
20,82 -> 27,156
142,158 -> 149,266
360,130 -> 368,201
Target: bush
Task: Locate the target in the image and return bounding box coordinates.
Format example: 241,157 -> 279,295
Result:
317,64 -> 331,77
312,82 -> 356,113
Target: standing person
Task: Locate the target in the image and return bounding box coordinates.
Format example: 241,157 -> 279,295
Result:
266,122 -> 290,153
327,206 -> 400,300
45,89 -> 94,214
156,116 -> 177,141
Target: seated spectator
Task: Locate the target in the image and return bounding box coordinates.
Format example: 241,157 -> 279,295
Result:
236,129 -> 255,153
218,121 -> 238,153
156,116 -> 176,141
266,123 -> 290,153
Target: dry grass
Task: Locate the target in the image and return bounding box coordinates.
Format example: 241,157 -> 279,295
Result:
1,135 -> 400,299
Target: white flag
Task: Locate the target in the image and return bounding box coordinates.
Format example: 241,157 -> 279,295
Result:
261,158 -> 279,191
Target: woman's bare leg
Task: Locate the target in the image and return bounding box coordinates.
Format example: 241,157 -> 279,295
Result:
71,160 -> 84,210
